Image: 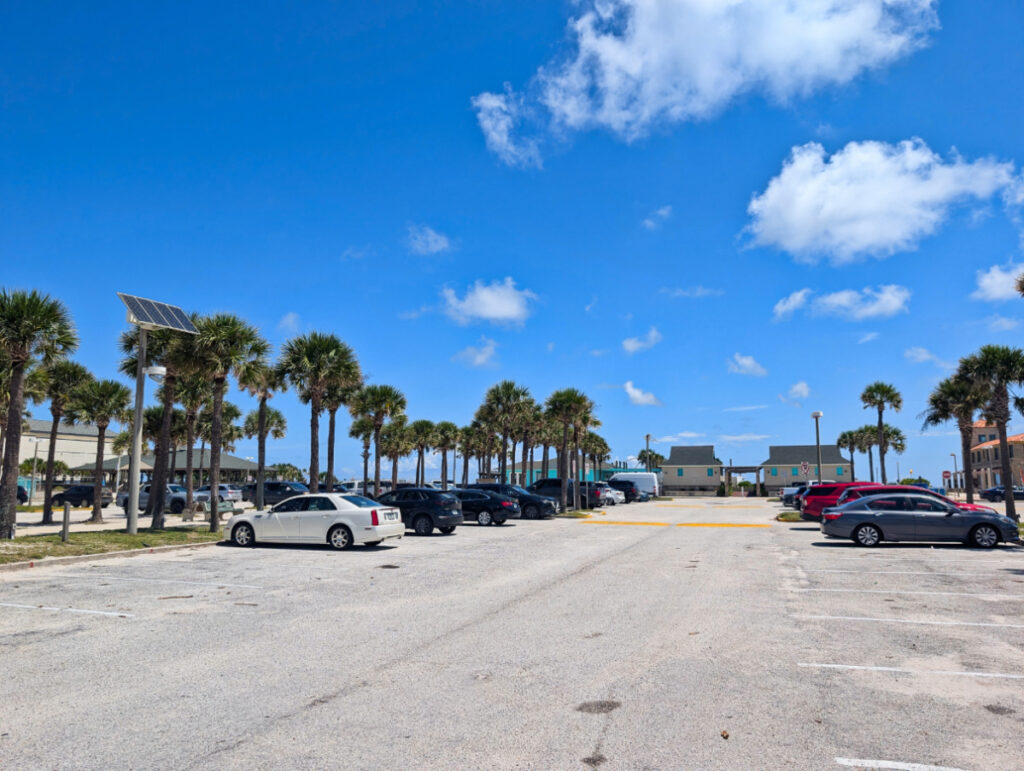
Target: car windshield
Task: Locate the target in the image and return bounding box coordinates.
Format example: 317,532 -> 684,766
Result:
287,482 -> 308,491
435,493 -> 457,500
510,486 -> 531,495
341,495 -> 377,507
168,485 -> 185,493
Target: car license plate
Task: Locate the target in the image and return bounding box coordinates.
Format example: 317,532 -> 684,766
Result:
386,512 -> 397,520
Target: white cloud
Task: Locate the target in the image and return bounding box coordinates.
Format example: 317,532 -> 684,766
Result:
407,224 -> 451,255
719,433 -> 771,443
904,346 -> 953,370
622,326 -> 663,354
470,86 -> 542,169
399,305 -> 431,321
788,381 -> 810,400
277,312 -> 300,333
858,332 -> 879,344
773,288 -> 811,320
727,353 -> 767,377
442,277 -> 538,326
723,405 -> 769,413
654,431 -> 704,442
624,380 -> 662,406
812,285 -> 911,321
660,286 -> 723,299
453,337 -> 498,368
987,315 -> 1020,332
642,205 -> 672,230
546,341 -> 556,352
748,139 -> 1015,263
585,296 -> 598,312
970,262 -> 1024,302
590,349 -> 609,357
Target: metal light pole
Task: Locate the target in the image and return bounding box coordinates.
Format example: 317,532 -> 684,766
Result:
127,328 -> 147,534
811,411 -> 823,484
644,434 -> 652,472
950,452 -> 958,494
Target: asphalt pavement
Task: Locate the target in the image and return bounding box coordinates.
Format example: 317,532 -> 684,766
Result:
1,499 -> 1021,769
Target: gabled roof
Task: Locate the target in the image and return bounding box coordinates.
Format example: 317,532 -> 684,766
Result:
760,444 -> 846,466
974,433 -> 1024,450
972,420 -> 995,428
25,418 -> 104,438
665,445 -> 718,466
72,450 -> 257,473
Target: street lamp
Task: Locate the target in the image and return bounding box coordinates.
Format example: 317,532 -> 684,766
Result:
811,411 -> 823,484
950,452 -> 958,494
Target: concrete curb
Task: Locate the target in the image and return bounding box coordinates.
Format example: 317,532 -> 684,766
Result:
0,538 -> 225,573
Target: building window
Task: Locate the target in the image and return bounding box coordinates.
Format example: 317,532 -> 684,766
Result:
1011,446 -> 1015,458
771,467 -> 777,476
836,467 -> 844,476
677,468 -> 683,477
995,448 -> 1000,460
995,473 -> 1002,485
792,467 -> 798,476
707,468 -> 713,477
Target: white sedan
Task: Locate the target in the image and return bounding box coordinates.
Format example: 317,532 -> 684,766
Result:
226,493 -> 404,550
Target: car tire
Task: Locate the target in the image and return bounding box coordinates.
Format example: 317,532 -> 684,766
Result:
363,540 -> 382,547
493,517 -> 506,526
853,523 -> 882,547
524,505 -> 538,519
52,495 -> 63,506
438,526 -> 456,534
232,522 -> 255,547
170,500 -> 185,514
478,510 -> 493,526
328,525 -> 353,550
970,524 -> 999,549
101,503 -> 110,509
82,499 -> 92,508
218,495 -> 224,502
414,515 -> 433,536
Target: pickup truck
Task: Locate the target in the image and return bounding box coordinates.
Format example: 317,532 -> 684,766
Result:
117,483 -> 210,514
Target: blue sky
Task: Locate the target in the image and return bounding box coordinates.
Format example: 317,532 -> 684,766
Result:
3,1 -> 1024,482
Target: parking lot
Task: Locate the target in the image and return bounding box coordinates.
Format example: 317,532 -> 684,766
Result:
1,499 -> 1021,769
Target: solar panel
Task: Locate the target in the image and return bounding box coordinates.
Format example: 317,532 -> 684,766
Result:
117,293 -> 198,334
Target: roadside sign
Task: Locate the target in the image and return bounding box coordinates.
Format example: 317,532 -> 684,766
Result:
942,470 -> 951,480
800,461 -> 810,476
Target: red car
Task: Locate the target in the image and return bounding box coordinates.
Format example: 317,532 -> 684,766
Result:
836,484 -> 996,513
800,482 -> 878,520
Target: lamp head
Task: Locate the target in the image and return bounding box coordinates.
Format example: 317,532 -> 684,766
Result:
144,365 -> 167,384
811,411 -> 823,419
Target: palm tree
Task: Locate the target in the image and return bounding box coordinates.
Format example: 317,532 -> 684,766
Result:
433,421 -> 459,490
836,430 -> 859,482
854,426 -> 877,482
881,424 -> 907,472
348,416 -> 373,494
482,381 -> 531,483
243,406 -> 287,504
636,449 -> 665,470
545,388 -> 589,511
380,416 -> 412,491
65,379 -> 131,524
40,360 -> 92,524
573,403 -> 599,504
409,420 -> 436,486
584,431 -> 610,482
237,359 -> 285,509
323,381 -> 357,493
278,332 -> 360,494
860,382 -> 902,484
457,425 -> 475,486
0,352 -> 48,459
921,374 -> 988,503
961,345 -> 1024,521
351,385 -> 406,496
0,290 -> 77,538
192,314 -> 268,532
176,372 -> 210,509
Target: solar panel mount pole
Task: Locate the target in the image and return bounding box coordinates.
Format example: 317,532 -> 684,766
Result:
127,328 -> 146,534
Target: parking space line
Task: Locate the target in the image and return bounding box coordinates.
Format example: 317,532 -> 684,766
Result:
794,588 -> 1023,600
823,556 -> 1023,566
796,614 -> 1024,629
835,758 -> 967,771
798,663 -> 1024,680
0,602 -> 132,618
676,523 -> 771,528
579,520 -> 671,527
45,573 -> 262,589
805,569 -> 982,577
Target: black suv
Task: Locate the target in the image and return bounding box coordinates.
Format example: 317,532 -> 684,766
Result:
376,488 -> 464,535
250,480 -> 308,506
450,488 -> 521,525
607,478 -> 641,503
468,483 -> 558,518
527,478 -> 601,509
52,485 -> 112,508
17,486 -> 28,504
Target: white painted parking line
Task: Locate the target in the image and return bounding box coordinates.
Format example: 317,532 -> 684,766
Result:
835,758 -> 967,771
0,602 -> 132,618
794,588 -> 1022,600
805,569 -> 982,577
796,614 -> 1024,629
820,556 -> 1023,566
45,573 -> 262,590
798,663 -> 1024,680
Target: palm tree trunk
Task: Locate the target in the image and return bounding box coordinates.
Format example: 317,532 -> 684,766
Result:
959,420 -> 975,504
41,406 -> 62,525
0,361 -> 27,539
500,432 -> 508,483
440,449 -> 448,491
361,445 -> 370,495
509,439 -> 517,484
149,375 -> 177,527
847,450 -> 856,483
867,446 -> 875,483
462,451 -> 470,486
391,454 -> 399,491
876,406 -> 887,484
326,408 -> 337,492
559,424 -> 569,512
255,397 -> 266,510
572,427 -> 581,510
88,424 -> 107,524
520,432 -> 529,487
199,439 -> 206,487
529,444 -> 535,485
996,392 -> 1017,521
308,396 -> 321,494
169,444 -> 178,484
185,416 -> 196,510
541,443 -> 549,479
208,377 -> 226,533
372,426 -> 383,497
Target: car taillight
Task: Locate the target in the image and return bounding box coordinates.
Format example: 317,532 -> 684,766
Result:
371,509 -> 379,526
501,501 -> 512,507
823,513 -> 842,521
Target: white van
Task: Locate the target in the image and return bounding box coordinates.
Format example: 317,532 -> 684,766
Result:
609,472 -> 661,497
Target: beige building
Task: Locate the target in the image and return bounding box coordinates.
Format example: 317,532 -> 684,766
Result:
966,420 -> 1024,490
18,418 -> 116,476
759,445 -> 852,494
661,446 -> 723,495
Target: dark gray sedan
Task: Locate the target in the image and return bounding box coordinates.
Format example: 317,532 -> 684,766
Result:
821,493 -> 1021,549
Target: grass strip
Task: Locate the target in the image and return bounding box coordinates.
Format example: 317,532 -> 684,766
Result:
776,511 -> 803,522
0,527 -> 222,565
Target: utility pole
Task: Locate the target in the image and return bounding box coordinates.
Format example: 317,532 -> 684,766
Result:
811,411 -> 823,484
644,434 -> 652,472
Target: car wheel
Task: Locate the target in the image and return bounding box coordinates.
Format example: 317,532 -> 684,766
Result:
52,496 -> 63,506
232,522 -> 255,547
438,526 -> 456,534
218,495 -> 224,502
853,524 -> 881,547
493,517 -> 506,526
478,509 -> 493,526
524,505 -> 538,519
414,515 -> 433,536
328,525 -> 353,550
82,499 -> 92,508
363,540 -> 382,547
170,500 -> 185,514
101,503 -> 110,509
970,524 -> 999,549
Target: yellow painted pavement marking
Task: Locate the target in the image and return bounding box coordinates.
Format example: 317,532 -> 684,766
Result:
676,522 -> 771,528
580,520 -> 672,527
